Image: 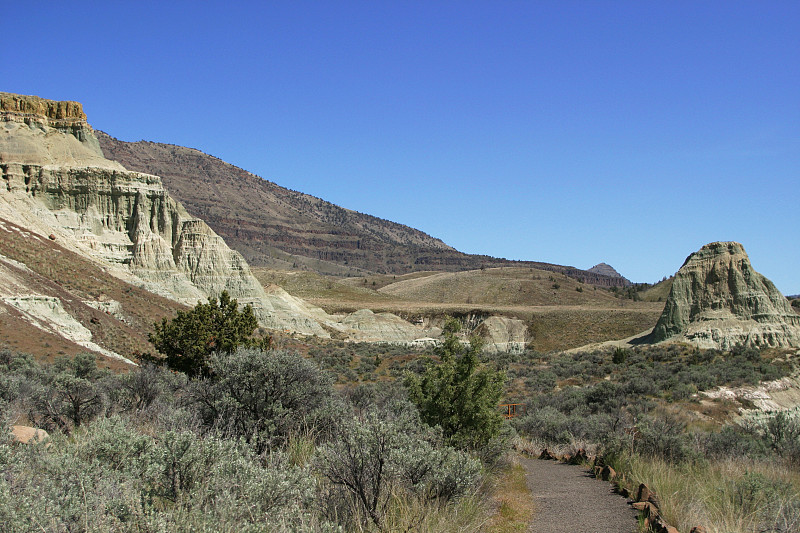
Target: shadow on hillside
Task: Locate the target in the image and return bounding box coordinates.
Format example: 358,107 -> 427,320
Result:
628,329 -> 656,345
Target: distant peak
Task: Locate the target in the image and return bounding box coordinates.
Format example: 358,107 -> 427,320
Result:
587,262 -> 625,279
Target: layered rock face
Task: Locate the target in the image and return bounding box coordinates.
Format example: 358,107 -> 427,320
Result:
652,242 -> 800,349
0,92 -> 439,343
1,93 -> 121,170
0,94 -> 341,336
474,316 -> 527,354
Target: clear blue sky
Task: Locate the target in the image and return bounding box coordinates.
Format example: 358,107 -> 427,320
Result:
4,1 -> 799,293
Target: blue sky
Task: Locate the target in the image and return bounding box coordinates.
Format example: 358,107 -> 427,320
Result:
4,1 -> 799,293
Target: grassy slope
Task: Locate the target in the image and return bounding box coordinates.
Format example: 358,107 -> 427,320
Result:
251,268 -> 398,303
255,266 -> 664,352
640,277 -> 674,302
376,267 -> 624,306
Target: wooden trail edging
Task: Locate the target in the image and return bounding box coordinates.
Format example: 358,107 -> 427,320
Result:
522,446 -> 706,533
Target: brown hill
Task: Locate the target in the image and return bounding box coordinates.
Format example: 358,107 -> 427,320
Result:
96,133 -> 629,287
376,267 -> 621,307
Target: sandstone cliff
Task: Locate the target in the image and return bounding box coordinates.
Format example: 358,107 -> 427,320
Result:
651,242 -> 800,349
0,92 -> 445,346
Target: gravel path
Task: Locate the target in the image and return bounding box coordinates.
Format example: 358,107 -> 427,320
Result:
522,457 -> 638,533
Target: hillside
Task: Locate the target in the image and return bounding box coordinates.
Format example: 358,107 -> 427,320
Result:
252,266 -> 664,352
0,217 -> 184,369
375,267 -> 623,306
0,91 -> 652,354
96,133 -> 629,287
640,277 -> 674,302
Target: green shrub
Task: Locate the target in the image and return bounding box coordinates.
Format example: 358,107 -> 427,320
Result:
191,347 -> 342,451
742,409 -> 800,466
26,353 -> 107,431
524,369 -> 557,393
405,318 -> 505,449
633,414 -> 697,464
515,405 -> 571,444
728,472 -> 800,532
148,291 -> 270,377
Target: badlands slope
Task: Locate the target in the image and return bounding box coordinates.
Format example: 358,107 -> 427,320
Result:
0,92 -> 452,360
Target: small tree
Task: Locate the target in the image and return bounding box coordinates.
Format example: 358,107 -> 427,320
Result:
405,318 -> 505,449
148,291 -> 269,376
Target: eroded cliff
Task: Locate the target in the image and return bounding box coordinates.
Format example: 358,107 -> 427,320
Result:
652,241 -> 800,349
0,92 -> 447,344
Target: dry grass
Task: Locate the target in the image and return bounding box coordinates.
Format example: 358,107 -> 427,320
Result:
376,267 -> 623,307
370,492 -> 488,533
337,270 -> 443,291
251,268 -> 396,303
640,277 -> 674,302
485,456 -> 536,533
614,454 -> 800,533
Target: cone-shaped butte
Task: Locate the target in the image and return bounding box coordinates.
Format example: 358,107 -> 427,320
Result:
652,242 -> 800,349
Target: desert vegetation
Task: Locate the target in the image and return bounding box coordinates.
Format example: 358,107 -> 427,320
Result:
3,291 -> 799,532
1,301 -> 514,532
284,329 -> 800,532
1,346 -> 505,532
507,344 -> 800,533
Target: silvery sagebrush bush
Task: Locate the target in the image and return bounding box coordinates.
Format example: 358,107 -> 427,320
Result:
191,347 -> 344,451
0,415 -> 323,532
316,401 -> 481,528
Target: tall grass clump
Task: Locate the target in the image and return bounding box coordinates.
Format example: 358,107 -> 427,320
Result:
612,453 -> 800,533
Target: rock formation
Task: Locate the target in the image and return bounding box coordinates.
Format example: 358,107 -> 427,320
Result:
0,94 -> 324,335
336,308 -> 442,343
474,316 -> 527,354
0,92 -> 442,345
2,294 -> 129,362
651,241 -> 800,349
587,262 -> 630,284
1,93 -> 121,170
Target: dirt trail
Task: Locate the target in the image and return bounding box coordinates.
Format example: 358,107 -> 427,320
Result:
522,457 -> 637,533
